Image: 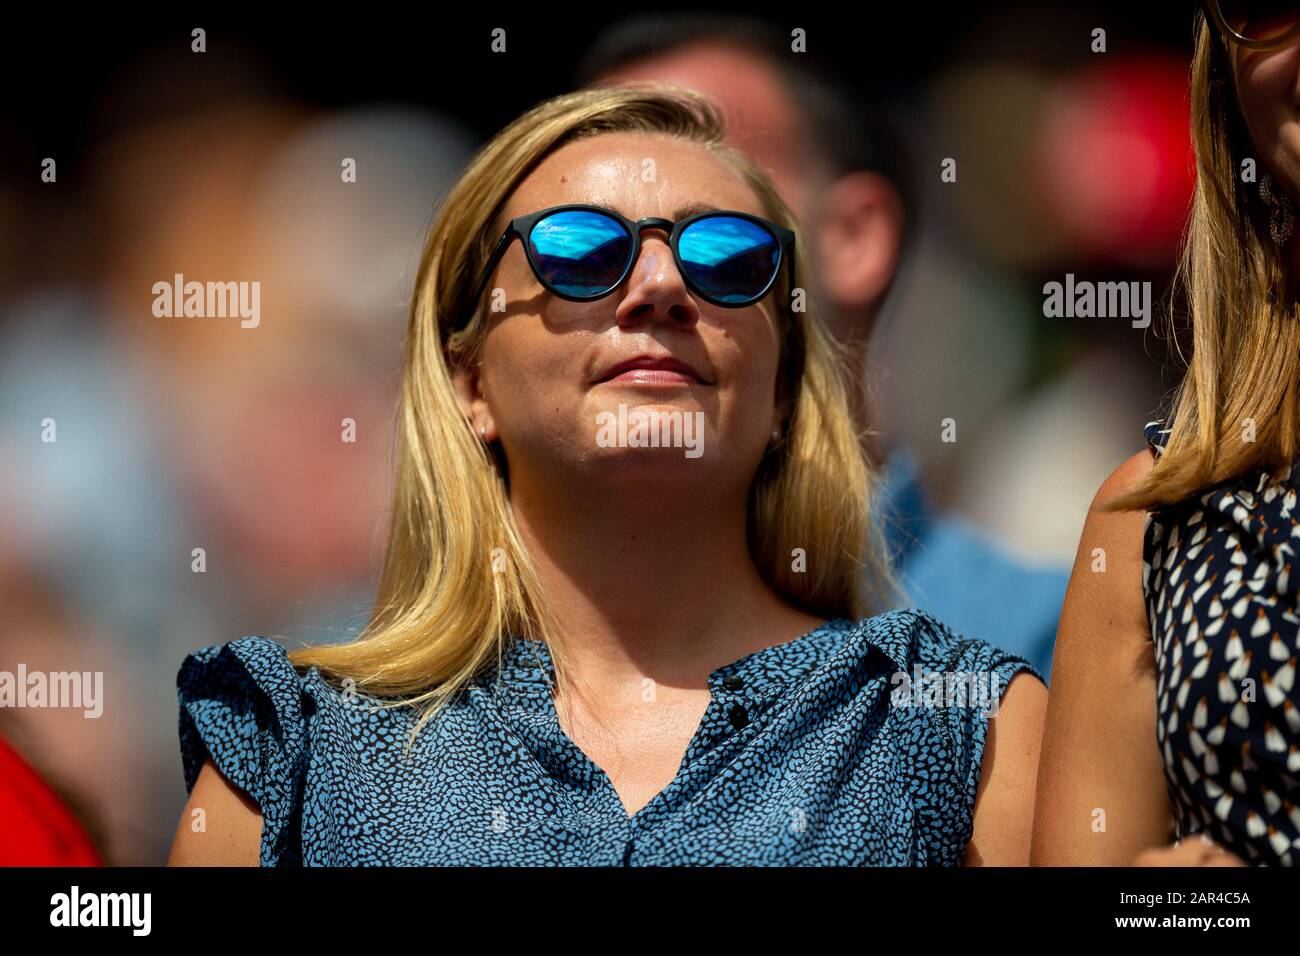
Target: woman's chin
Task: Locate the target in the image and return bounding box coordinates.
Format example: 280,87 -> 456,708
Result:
584,399 -> 711,462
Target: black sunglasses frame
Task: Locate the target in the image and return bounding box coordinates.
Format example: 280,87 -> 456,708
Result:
455,203 -> 796,331
1205,0 -> 1300,49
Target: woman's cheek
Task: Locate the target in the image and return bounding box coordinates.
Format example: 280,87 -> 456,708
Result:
1236,51 -> 1299,151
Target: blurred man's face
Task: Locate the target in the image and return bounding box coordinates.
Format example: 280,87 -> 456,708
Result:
594,39 -> 906,362
595,42 -> 825,226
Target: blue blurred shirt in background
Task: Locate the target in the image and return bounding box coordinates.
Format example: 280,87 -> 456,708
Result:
876,449 -> 1067,680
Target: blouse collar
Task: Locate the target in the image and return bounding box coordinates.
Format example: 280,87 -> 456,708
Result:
483,612 -> 917,703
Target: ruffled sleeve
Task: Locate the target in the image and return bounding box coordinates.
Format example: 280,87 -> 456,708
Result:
177,636 -> 311,866
906,610 -> 1042,864
943,632 -> 1040,860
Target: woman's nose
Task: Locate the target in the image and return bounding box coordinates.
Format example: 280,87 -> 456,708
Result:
613,236 -> 700,328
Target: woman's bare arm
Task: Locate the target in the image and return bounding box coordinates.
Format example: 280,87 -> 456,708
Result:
1030,450 -> 1173,864
166,758 -> 263,866
964,671 -> 1048,866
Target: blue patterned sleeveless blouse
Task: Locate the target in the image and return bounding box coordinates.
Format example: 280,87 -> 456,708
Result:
1143,420 -> 1300,864
175,609 -> 1037,866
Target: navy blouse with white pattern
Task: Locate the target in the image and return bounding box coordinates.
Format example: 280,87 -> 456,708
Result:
1143,419 -> 1300,864
176,608 -> 1037,866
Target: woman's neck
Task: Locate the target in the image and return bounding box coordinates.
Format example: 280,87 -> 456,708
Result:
507,470 -> 824,696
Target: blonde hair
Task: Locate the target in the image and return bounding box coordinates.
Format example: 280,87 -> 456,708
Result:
288,84 -> 895,746
1109,10 -> 1300,511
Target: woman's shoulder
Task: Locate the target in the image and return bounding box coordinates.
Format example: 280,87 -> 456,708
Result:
178,635 -> 311,708
176,637 -> 322,770
851,608 -> 1046,758
835,608 -> 1044,744
1086,421 -> 1162,507
176,636 -> 475,865
836,608 -> 1043,863
178,634 -> 385,715
849,607 -> 1043,686
176,636 -> 419,773
175,637 -> 308,865
176,635 -> 388,865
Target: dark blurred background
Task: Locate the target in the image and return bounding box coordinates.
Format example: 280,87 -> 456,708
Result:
0,4 -> 1195,863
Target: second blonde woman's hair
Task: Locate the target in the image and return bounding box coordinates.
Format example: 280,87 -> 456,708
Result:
288,83 -> 895,747
1109,11 -> 1300,511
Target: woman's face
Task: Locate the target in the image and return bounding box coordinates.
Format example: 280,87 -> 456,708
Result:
455,131 -> 788,496
1229,32 -> 1300,198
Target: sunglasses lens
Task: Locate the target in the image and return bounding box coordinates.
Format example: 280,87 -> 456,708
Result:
677,215 -> 782,305
528,209 -> 632,298
1218,0 -> 1300,42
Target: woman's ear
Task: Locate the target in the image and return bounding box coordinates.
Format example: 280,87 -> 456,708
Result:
769,381 -> 794,447
769,406 -> 786,446
450,355 -> 497,442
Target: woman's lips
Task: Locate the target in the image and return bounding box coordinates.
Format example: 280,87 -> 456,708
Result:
598,368 -> 697,386
591,355 -> 710,386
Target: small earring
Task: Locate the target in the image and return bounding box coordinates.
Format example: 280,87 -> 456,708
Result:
479,424 -> 487,439
1261,172 -> 1295,246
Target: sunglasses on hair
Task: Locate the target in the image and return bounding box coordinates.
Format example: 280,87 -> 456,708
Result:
1207,0 -> 1300,48
454,204 -> 796,331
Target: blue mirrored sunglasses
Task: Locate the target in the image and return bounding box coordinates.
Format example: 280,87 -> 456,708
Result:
453,203 -> 796,331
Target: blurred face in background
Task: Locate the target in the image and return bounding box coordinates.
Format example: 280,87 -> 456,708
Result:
595,41 -> 902,348
95,107 -> 403,596
597,42 -> 827,224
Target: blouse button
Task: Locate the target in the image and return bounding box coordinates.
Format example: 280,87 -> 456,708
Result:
728,703 -> 749,730
722,675 -> 744,691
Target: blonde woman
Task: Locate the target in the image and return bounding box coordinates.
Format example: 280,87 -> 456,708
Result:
166,85 -> 1045,867
1034,2 -> 1300,866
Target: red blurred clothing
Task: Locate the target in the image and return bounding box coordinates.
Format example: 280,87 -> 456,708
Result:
0,732 -> 101,865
